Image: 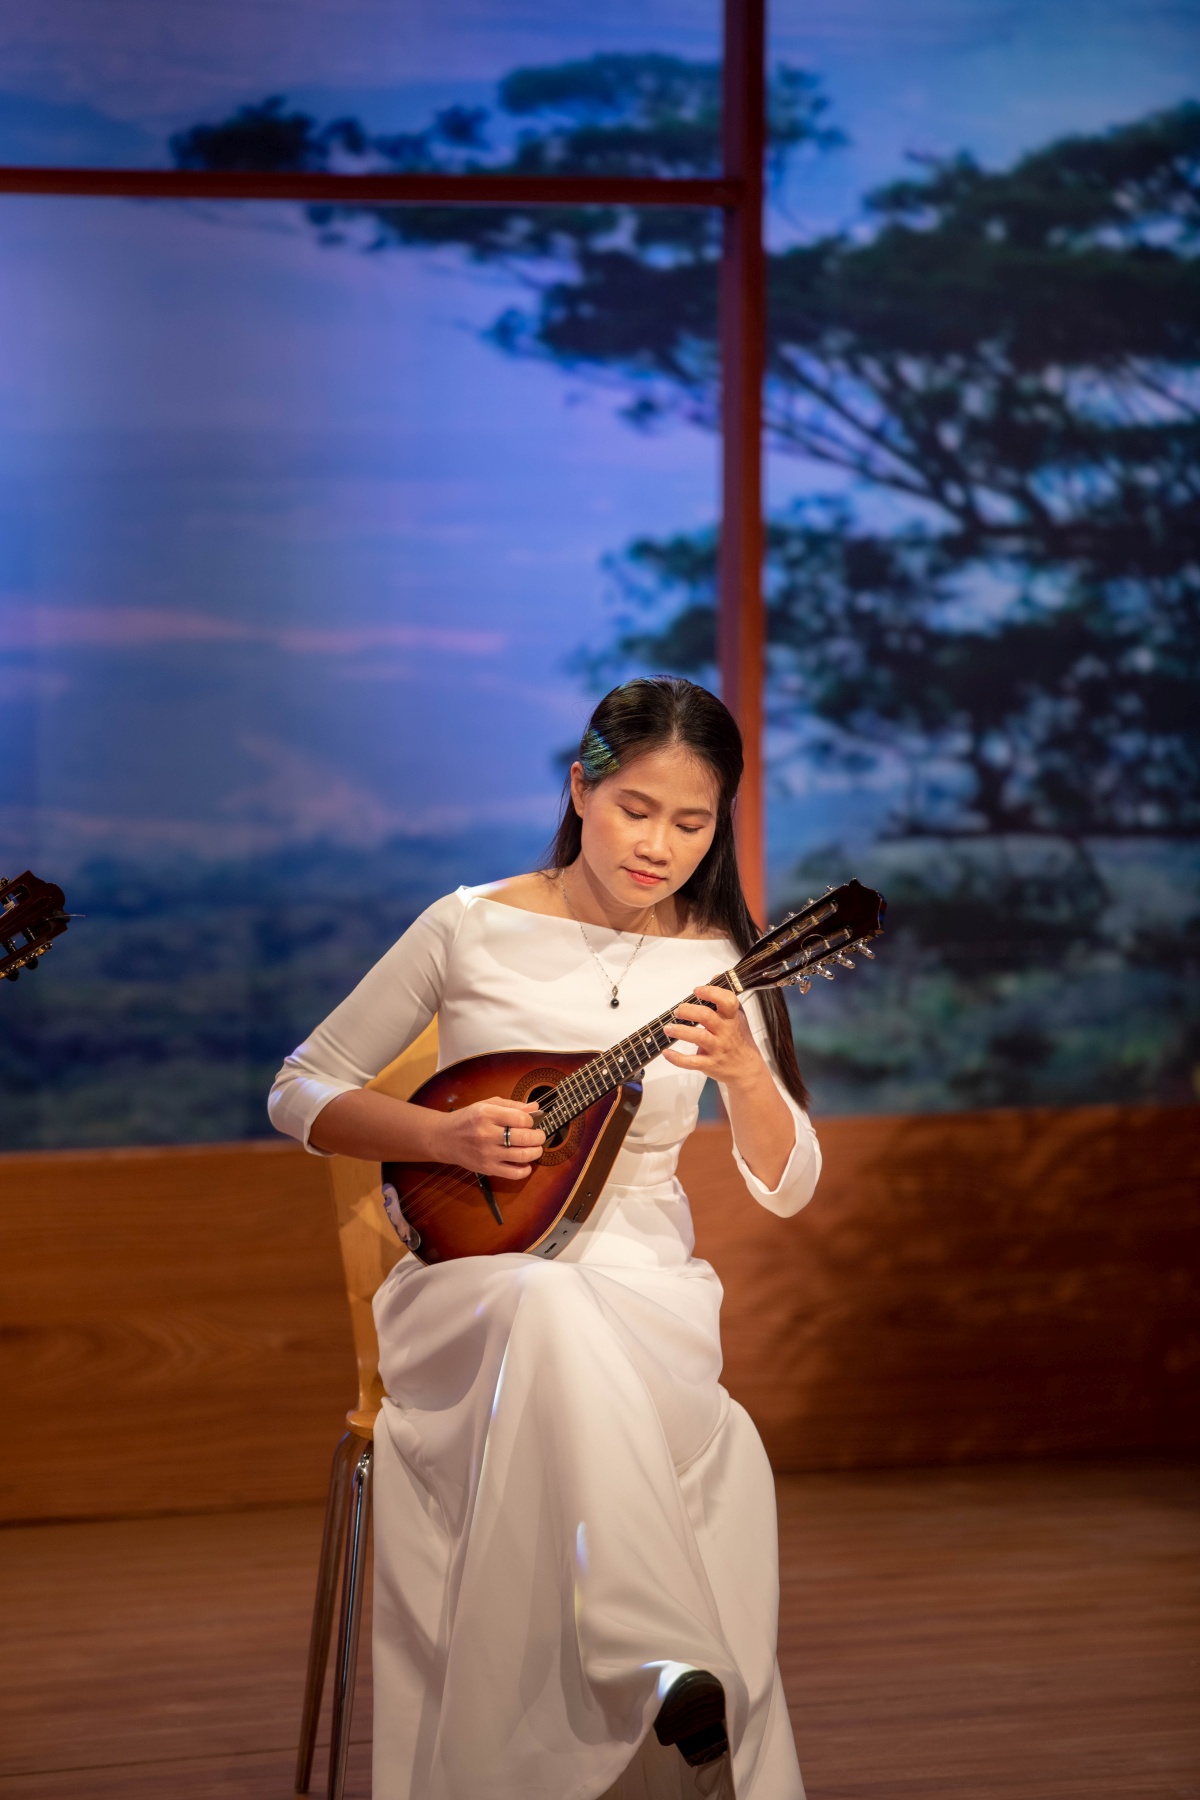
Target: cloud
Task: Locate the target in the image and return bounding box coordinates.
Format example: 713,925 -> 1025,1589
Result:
223,732 -> 558,843
0,601 -> 503,659
0,778 -> 560,869
220,731 -> 411,843
0,1 -> 720,116
0,666 -> 72,700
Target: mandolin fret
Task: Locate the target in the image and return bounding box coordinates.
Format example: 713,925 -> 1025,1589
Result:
541,968 -> 738,1134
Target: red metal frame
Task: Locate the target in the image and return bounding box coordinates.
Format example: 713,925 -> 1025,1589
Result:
720,0 -> 768,922
0,0 -> 768,914
0,168 -> 738,207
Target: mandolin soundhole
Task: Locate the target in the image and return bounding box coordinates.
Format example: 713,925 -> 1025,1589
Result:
510,1070 -> 580,1167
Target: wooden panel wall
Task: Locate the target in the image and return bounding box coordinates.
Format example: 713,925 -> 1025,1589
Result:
684,1105 -> 1200,1470
0,1142 -> 351,1521
1,1103 -> 1197,1520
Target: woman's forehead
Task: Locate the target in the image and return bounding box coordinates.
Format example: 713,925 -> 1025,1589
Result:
610,745 -> 719,810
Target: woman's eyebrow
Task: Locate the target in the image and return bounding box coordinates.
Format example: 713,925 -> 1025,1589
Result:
618,787 -> 713,818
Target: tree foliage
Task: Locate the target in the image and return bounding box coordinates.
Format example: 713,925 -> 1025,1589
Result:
175,72 -> 1200,843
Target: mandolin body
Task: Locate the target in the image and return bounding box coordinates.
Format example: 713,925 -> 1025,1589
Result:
381,1050 -> 643,1265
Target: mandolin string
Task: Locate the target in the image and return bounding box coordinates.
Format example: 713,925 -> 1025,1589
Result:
390,892 -> 881,1226
544,969 -> 742,1129
392,939 -> 873,1217
550,917 -> 874,1127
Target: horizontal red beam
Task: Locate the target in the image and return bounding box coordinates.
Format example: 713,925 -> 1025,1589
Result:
0,166 -> 741,208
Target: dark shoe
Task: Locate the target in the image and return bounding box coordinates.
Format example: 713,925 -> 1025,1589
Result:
654,1668 -> 728,1767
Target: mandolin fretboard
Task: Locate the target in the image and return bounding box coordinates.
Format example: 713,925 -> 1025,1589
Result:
539,970 -> 738,1132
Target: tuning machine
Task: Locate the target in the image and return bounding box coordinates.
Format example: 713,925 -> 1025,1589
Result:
790,974 -> 811,994
816,964 -> 836,981
856,942 -> 875,960
834,952 -> 855,969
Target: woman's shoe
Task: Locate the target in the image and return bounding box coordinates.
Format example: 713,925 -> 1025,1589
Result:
653,1668 -> 728,1767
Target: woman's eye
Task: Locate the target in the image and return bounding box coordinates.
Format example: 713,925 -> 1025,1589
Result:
622,808 -> 646,821
678,824 -> 702,835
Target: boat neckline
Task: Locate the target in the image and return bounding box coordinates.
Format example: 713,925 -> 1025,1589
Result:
462,887 -> 734,944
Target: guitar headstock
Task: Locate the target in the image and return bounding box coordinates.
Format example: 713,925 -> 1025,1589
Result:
734,878 -> 886,995
1,871 -> 71,983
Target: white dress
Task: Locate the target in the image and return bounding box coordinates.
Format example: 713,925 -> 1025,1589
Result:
269,887 -> 820,1800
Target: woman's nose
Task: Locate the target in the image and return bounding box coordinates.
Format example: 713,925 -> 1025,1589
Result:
634,828 -> 670,864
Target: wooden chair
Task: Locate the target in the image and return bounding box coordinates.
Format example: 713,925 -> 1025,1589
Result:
295,1019 -> 440,1800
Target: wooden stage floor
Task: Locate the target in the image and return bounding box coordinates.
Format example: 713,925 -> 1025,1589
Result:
1,1461 -> 1196,1798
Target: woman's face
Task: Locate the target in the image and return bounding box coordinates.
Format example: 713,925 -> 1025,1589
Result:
571,742 -> 721,912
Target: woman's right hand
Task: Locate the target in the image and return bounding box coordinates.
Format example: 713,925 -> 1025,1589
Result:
430,1097 -> 546,1181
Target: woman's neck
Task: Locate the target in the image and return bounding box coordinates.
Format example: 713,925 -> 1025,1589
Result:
559,859 -> 679,936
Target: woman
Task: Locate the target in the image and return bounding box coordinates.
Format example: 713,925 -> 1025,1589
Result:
269,677 -> 819,1800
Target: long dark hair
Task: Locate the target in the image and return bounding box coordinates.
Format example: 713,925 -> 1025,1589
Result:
545,676 -> 809,1110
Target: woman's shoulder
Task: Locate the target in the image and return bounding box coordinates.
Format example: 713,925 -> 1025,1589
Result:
449,873 -> 738,946
463,872 -> 562,916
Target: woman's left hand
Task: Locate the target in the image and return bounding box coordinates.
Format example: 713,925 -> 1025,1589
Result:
662,984 -> 766,1089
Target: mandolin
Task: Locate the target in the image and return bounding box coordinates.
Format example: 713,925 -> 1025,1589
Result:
1,871 -> 72,983
381,878 -> 885,1265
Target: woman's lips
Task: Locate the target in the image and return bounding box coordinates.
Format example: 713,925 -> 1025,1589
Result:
625,869 -> 666,886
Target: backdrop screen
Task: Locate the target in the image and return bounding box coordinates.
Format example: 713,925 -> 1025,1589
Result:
1,0 -> 1196,1144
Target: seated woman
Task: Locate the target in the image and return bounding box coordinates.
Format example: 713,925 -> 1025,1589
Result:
269,676 -> 819,1800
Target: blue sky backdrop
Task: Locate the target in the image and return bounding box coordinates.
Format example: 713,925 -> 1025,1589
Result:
2,0 -> 1196,883
1,0 -> 1197,1147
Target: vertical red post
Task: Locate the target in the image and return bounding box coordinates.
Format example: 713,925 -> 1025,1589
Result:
720,0 -> 768,923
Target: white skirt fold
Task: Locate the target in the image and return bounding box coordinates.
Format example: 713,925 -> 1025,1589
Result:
371,1253 -> 804,1800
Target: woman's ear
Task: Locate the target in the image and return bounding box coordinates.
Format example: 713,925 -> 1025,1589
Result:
569,761 -> 588,818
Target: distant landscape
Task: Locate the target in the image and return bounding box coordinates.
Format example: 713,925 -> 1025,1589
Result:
4,829 -> 1196,1151
1,829 -> 546,1150
3,10 -> 1196,1148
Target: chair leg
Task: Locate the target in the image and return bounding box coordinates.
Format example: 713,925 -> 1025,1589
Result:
327,1438 -> 374,1800
295,1433 -> 359,1795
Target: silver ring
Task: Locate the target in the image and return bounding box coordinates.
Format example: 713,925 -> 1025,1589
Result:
503,1126 -> 511,1149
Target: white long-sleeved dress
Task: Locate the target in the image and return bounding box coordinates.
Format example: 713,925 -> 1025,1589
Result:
269,887 -> 820,1800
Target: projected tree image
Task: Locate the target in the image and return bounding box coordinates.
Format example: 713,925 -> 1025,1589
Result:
172,67 -> 1200,1112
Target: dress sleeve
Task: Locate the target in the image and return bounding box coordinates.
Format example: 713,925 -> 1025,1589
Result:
267,890 -> 463,1155
716,991 -> 821,1218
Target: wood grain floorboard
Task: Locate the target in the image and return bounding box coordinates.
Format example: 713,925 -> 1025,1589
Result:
1,1464 -> 1196,1797
0,1506 -> 371,1785
778,1462 -> 1200,1798
0,1746 -> 372,1800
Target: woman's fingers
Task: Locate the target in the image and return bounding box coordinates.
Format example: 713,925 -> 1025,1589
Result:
696,983 -> 740,1015
663,987 -> 746,1069
671,989 -> 737,1026
485,1097 -> 543,1120
665,1018 -> 710,1040
466,1098 -> 546,1178
483,1099 -> 546,1141
443,1096 -> 548,1179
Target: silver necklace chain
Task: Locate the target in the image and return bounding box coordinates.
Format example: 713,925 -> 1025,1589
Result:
559,869 -> 656,1009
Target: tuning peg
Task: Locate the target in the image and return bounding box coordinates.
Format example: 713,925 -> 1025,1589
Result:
856,943 -> 875,960
817,964 -> 836,981
805,897 -> 816,906
834,952 -> 855,969
794,975 -> 811,994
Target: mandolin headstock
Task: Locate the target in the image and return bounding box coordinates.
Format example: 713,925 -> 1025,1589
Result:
733,878 -> 886,995
1,870 -> 72,983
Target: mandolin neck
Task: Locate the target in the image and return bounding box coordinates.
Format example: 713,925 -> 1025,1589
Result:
540,968 -> 739,1132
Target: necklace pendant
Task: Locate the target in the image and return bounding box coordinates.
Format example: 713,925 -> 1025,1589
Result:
610,992 -> 620,1009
